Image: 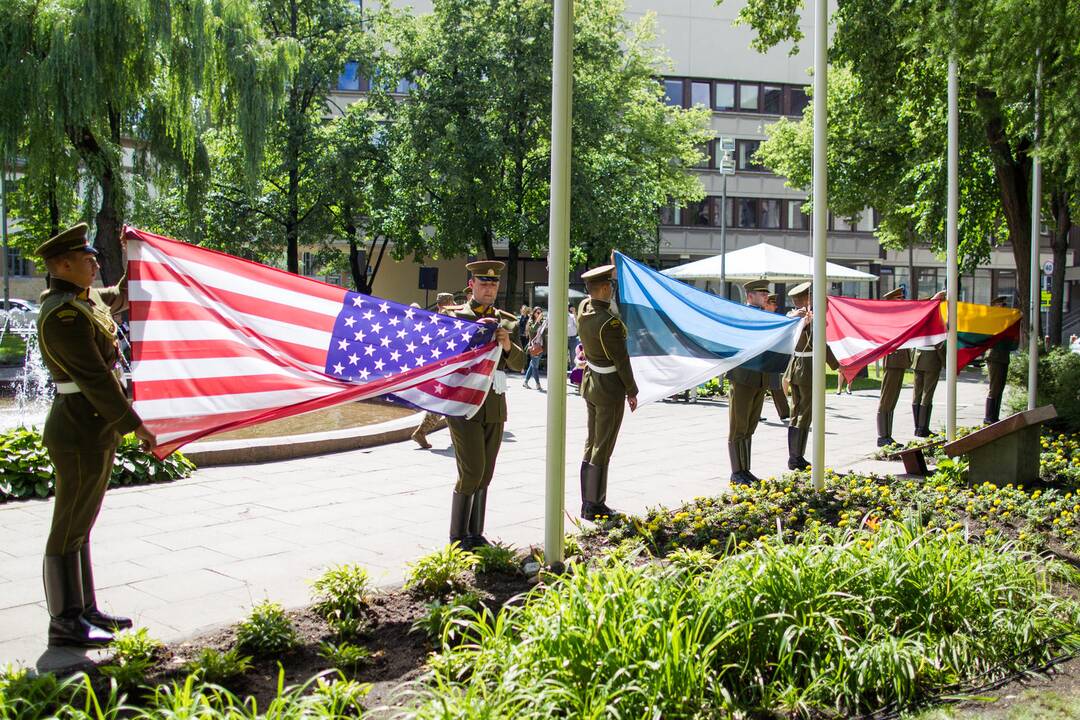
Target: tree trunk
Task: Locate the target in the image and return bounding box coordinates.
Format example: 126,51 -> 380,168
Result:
66,124 -> 124,285
1049,191 -> 1071,346
286,161 -> 300,274
975,89 -> 1033,338
506,239 -> 520,311
347,225 -> 364,293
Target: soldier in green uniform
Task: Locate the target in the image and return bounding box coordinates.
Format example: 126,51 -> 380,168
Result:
35,223 -> 157,647
411,292 -> 457,449
444,261 -> 524,548
577,264 -> 638,520
876,287 -> 910,446
764,293 -> 791,423
727,279 -> 772,483
983,295 -> 1012,424
783,282 -> 813,470
911,290 -> 947,437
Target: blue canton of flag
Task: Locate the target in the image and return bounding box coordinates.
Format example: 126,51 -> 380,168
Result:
324,293 -> 494,383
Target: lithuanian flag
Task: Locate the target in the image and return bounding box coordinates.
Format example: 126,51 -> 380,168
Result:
949,302 -> 1021,369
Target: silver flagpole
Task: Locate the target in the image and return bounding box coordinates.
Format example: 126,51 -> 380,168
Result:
810,0 -> 828,491
1027,54 -> 1041,410
945,58 -> 959,441
544,0 -> 573,564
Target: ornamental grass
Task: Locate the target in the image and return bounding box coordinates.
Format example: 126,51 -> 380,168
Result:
405,520 -> 1080,719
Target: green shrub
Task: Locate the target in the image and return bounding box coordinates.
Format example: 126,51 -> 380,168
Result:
311,564 -> 372,637
472,543 -> 518,575
410,592 -> 481,646
1007,347 -> 1080,431
100,628 -> 162,689
404,543 -> 478,598
235,601 -> 298,655
406,521 -> 1080,719
318,641 -> 372,672
0,427 -> 196,503
183,648 -> 252,684
0,664 -> 67,719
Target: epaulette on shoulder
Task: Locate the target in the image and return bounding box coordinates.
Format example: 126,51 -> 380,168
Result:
496,308 -> 519,321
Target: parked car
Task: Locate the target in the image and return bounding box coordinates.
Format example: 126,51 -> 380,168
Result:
4,298 -> 39,313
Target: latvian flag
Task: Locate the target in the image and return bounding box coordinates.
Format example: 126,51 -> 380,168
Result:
125,227 -> 502,458
614,252 -> 802,405
826,297 -> 947,382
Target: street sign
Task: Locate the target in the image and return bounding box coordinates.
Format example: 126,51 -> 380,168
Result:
1041,289 -> 1051,309
1043,260 -> 1054,276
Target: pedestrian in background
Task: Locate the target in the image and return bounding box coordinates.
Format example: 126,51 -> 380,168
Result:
566,304 -> 578,370
524,306 -> 547,391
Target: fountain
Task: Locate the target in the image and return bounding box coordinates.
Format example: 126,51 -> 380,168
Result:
0,308 -> 51,430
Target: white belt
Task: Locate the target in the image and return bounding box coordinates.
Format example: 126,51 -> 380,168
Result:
491,370 -> 507,395
793,351 -> 813,357
55,381 -> 80,394
586,361 -> 617,375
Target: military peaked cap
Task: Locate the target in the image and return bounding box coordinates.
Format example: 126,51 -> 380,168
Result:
882,287 -> 904,300
788,281 -> 811,298
742,279 -> 769,293
466,260 -> 505,279
35,223 -> 97,260
581,264 -> 616,282
436,292 -> 455,302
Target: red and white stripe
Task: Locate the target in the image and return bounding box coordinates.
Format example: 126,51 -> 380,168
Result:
825,296 -> 948,382
124,227 -> 499,457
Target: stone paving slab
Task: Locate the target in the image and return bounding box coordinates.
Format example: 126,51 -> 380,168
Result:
0,370 -> 990,671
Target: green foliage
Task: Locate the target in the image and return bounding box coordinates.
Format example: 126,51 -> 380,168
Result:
930,457 -> 969,486
0,428 -> 196,503
1007,347 -> 1080,432
235,601 -> 298,656
310,564 -> 373,637
410,592 -> 481,647
0,664 -> 66,720
407,520 -> 1080,718
100,629 -> 162,689
317,641 -> 372,672
404,543 -> 479,599
472,543 -> 519,575
182,648 -> 252,684
0,333 -> 26,365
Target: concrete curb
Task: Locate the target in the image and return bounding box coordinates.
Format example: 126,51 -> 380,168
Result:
182,411 -> 444,466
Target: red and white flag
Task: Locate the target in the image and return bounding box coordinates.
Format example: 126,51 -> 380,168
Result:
125,227 -> 501,458
825,297 -> 947,382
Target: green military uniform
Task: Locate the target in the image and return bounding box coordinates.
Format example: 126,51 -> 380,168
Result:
911,343 -> 945,437
411,293 -> 457,449
577,265 -> 638,520
875,287 -> 909,447
783,282 -> 813,470
444,261 -> 525,548
727,279 -> 772,483
35,223 -> 140,647
983,296 -> 1013,424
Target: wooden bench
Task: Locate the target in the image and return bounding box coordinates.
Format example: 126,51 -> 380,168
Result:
895,440 -> 947,476
943,405 -> 1057,486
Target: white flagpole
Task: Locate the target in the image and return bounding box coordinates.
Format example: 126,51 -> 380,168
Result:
1028,54 -> 1041,410
544,0 -> 573,564
945,58 -> 959,441
810,0 -> 828,491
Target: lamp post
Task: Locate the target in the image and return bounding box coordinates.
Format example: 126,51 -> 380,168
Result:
718,137 -> 735,299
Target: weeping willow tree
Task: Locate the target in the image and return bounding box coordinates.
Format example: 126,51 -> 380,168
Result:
0,0 -> 294,282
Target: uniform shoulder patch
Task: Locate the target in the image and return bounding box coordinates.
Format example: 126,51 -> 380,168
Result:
608,317 -> 623,330
53,308 -> 80,325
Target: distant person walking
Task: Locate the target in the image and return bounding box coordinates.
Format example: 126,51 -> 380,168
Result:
524,307 -> 547,391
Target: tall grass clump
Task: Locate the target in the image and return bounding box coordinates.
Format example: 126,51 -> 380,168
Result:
404,520 -> 1080,719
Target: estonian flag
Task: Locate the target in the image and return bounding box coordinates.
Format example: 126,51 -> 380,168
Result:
614,252 -> 801,405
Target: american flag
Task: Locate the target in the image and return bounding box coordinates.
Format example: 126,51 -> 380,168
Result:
124,227 -> 501,458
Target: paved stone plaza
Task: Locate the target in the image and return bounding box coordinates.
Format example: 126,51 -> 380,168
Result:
0,371 -> 991,670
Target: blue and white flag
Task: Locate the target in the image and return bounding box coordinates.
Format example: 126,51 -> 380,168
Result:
615,252 -> 802,405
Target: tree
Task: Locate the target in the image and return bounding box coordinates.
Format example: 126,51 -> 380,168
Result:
0,0 -> 293,282
384,0 -> 710,307
731,0 -> 1080,337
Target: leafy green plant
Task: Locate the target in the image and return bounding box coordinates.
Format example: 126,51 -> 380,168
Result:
1008,347 -> 1080,432
100,628 -> 162,689
0,427 -> 196,503
311,564 -> 372,638
667,546 -> 717,572
235,600 -> 298,655
410,592 -> 481,646
472,543 -> 519,575
0,664 -> 68,719
404,543 -> 479,598
182,648 -> 252,684
931,457 -> 969,485
318,641 -> 372,672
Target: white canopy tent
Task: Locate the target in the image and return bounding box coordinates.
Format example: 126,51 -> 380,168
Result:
661,243 -> 878,284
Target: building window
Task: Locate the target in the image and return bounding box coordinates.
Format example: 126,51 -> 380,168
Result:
736,140 -> 765,171
714,81 -> 735,111
735,198 -> 758,228
684,199 -> 711,226
788,200 -> 809,230
738,83 -> 759,112
994,269 -> 1017,306
337,61 -> 361,91
788,87 -> 809,116
663,79 -> 684,107
660,204 -> 682,226
916,267 -> 939,300
394,78 -> 417,94
690,81 -> 711,108
762,85 -> 783,114
5,247 -> 29,276
760,199 -> 782,229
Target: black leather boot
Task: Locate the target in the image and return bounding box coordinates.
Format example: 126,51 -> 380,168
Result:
912,404 -> 923,437
916,404 -> 933,437
787,426 -> 810,470
449,492 -> 473,548
466,488 -> 489,548
729,439 -> 759,484
581,464 -> 615,521
44,553 -> 113,647
876,412 -> 895,447
80,544 -> 132,631
983,398 -> 1000,425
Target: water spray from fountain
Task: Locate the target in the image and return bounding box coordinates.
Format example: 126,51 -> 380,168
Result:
0,307 -> 53,430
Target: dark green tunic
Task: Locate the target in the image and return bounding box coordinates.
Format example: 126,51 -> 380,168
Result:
444,301 -> 525,494
37,277 -> 141,555
578,297 -> 637,466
